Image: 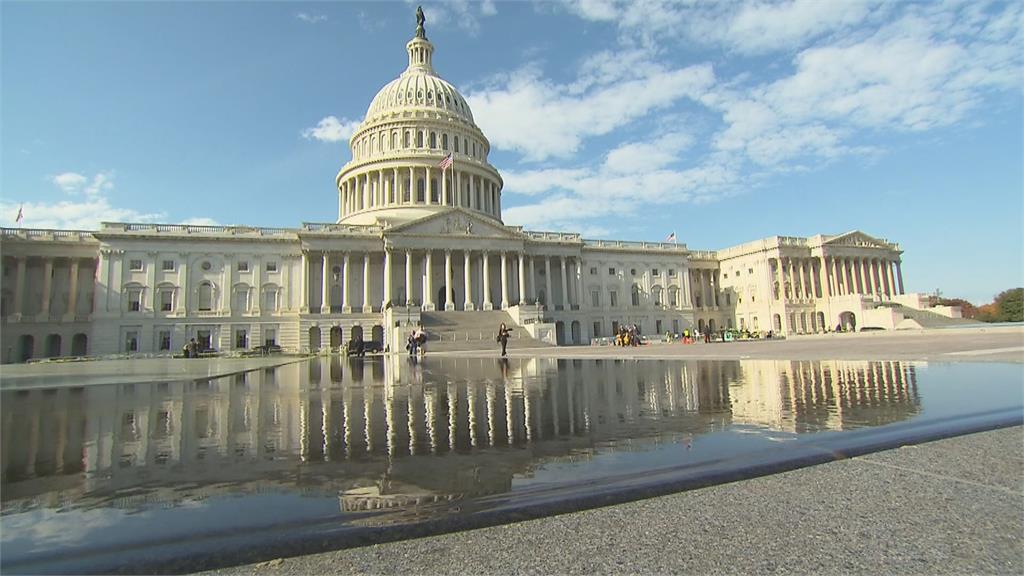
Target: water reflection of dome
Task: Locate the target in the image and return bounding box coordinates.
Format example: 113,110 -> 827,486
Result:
1,358 -> 921,512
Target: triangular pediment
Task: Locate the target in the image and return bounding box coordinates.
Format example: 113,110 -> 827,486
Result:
386,208 -> 523,240
823,230 -> 893,249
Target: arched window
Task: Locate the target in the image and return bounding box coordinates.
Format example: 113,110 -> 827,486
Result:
392,132 -> 398,150
631,284 -> 641,307
232,283 -> 251,313
429,132 -> 436,149
262,284 -> 279,312
416,131 -> 423,148
442,134 -> 448,150
430,178 -> 439,203
198,282 -> 214,311
416,178 -> 425,202
454,136 -> 460,153
652,286 -> 663,307
404,131 -> 411,148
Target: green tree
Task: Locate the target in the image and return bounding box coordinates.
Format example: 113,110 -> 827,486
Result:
994,288 -> 1024,322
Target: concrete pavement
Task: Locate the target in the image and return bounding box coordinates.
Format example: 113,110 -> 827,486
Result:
200,426 -> 1023,575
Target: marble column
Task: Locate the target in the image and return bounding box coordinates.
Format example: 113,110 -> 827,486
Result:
887,260 -> 898,298
67,259 -> 80,319
500,252 -> 509,309
405,250 -> 414,306
41,257 -> 53,315
481,251 -> 493,309
342,253 -> 351,312
383,249 -> 392,307
12,256 -> 26,318
529,256 -> 537,304
362,253 -> 372,313
544,257 -> 552,309
518,253 -> 527,305
424,250 -> 435,310
300,251 -> 309,312
444,250 -> 455,311
775,259 -> 785,301
321,252 -> 330,314
464,250 -> 474,310
559,256 -> 569,310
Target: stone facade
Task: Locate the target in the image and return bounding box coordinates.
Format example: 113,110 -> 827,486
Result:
0,17 -> 916,363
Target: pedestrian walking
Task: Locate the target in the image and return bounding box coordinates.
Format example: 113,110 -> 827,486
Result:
496,322 -> 512,357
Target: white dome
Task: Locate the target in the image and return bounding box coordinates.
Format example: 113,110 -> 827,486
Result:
365,70 -> 475,125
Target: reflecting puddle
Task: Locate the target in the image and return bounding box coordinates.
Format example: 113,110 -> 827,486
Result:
2,357 -> 1020,573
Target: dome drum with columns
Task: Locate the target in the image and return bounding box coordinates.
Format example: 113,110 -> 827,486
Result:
336,18 -> 502,227
1,8 -> 946,363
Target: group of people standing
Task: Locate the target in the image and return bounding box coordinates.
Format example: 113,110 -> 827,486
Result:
614,324 -> 642,347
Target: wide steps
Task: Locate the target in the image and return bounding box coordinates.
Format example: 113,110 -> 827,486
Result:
877,303 -> 975,328
418,310 -> 551,352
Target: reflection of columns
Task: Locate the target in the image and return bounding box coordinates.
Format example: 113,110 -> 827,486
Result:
424,250 -> 434,310
444,250 -> 454,311
405,250 -> 413,306
518,253 -> 526,305
560,256 -> 569,309
544,257 -> 553,309
383,249 -> 392,307
362,253 -> 372,313
321,252 -> 330,314
342,253 -> 351,312
41,257 -> 54,314
500,252 -> 509,309
464,250 -> 474,310
482,251 -> 492,310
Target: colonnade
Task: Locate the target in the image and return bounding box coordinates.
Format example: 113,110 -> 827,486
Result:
689,268 -> 719,309
301,249 -> 585,313
771,255 -> 903,301
338,166 -> 501,220
3,256 -> 94,319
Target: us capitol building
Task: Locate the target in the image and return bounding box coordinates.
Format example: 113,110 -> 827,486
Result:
0,14 -> 956,363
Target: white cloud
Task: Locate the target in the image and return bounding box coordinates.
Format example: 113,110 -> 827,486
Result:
7,170 -> 219,230
51,172 -> 88,193
296,12 -> 327,24
301,116 -> 361,143
467,62 -> 714,161
603,132 -> 694,174
1,196 -> 164,231
723,0 -> 878,54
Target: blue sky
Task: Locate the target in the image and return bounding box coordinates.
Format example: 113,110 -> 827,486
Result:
2,0 -> 1021,304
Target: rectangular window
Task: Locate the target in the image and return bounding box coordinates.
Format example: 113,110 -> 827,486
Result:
128,289 -> 142,312
612,320 -> 620,335
669,291 -> 678,307
609,290 -> 618,307
668,269 -> 676,277
608,267 -> 615,276
263,290 -> 277,312
161,260 -> 175,271
726,293 -> 732,306
652,268 -> 660,276
129,259 -> 143,271
748,268 -> 754,274
160,290 -> 173,312
266,261 -> 278,272
264,328 -> 277,347
125,331 -> 139,352
235,329 -> 248,349
590,267 -> 597,275
656,320 -> 662,334
593,321 -> 601,338
591,289 -> 600,308
158,330 -> 171,351
237,261 -> 249,272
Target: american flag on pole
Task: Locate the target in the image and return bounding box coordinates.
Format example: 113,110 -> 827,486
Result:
437,153 -> 453,171
665,231 -> 676,243
15,204 -> 23,224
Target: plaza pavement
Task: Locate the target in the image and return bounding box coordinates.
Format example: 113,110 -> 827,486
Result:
446,324 -> 1024,363
201,425 -> 1023,576
194,325 -> 1023,576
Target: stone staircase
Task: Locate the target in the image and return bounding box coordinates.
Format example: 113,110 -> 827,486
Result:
418,310 -> 553,352
876,303 -> 976,328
